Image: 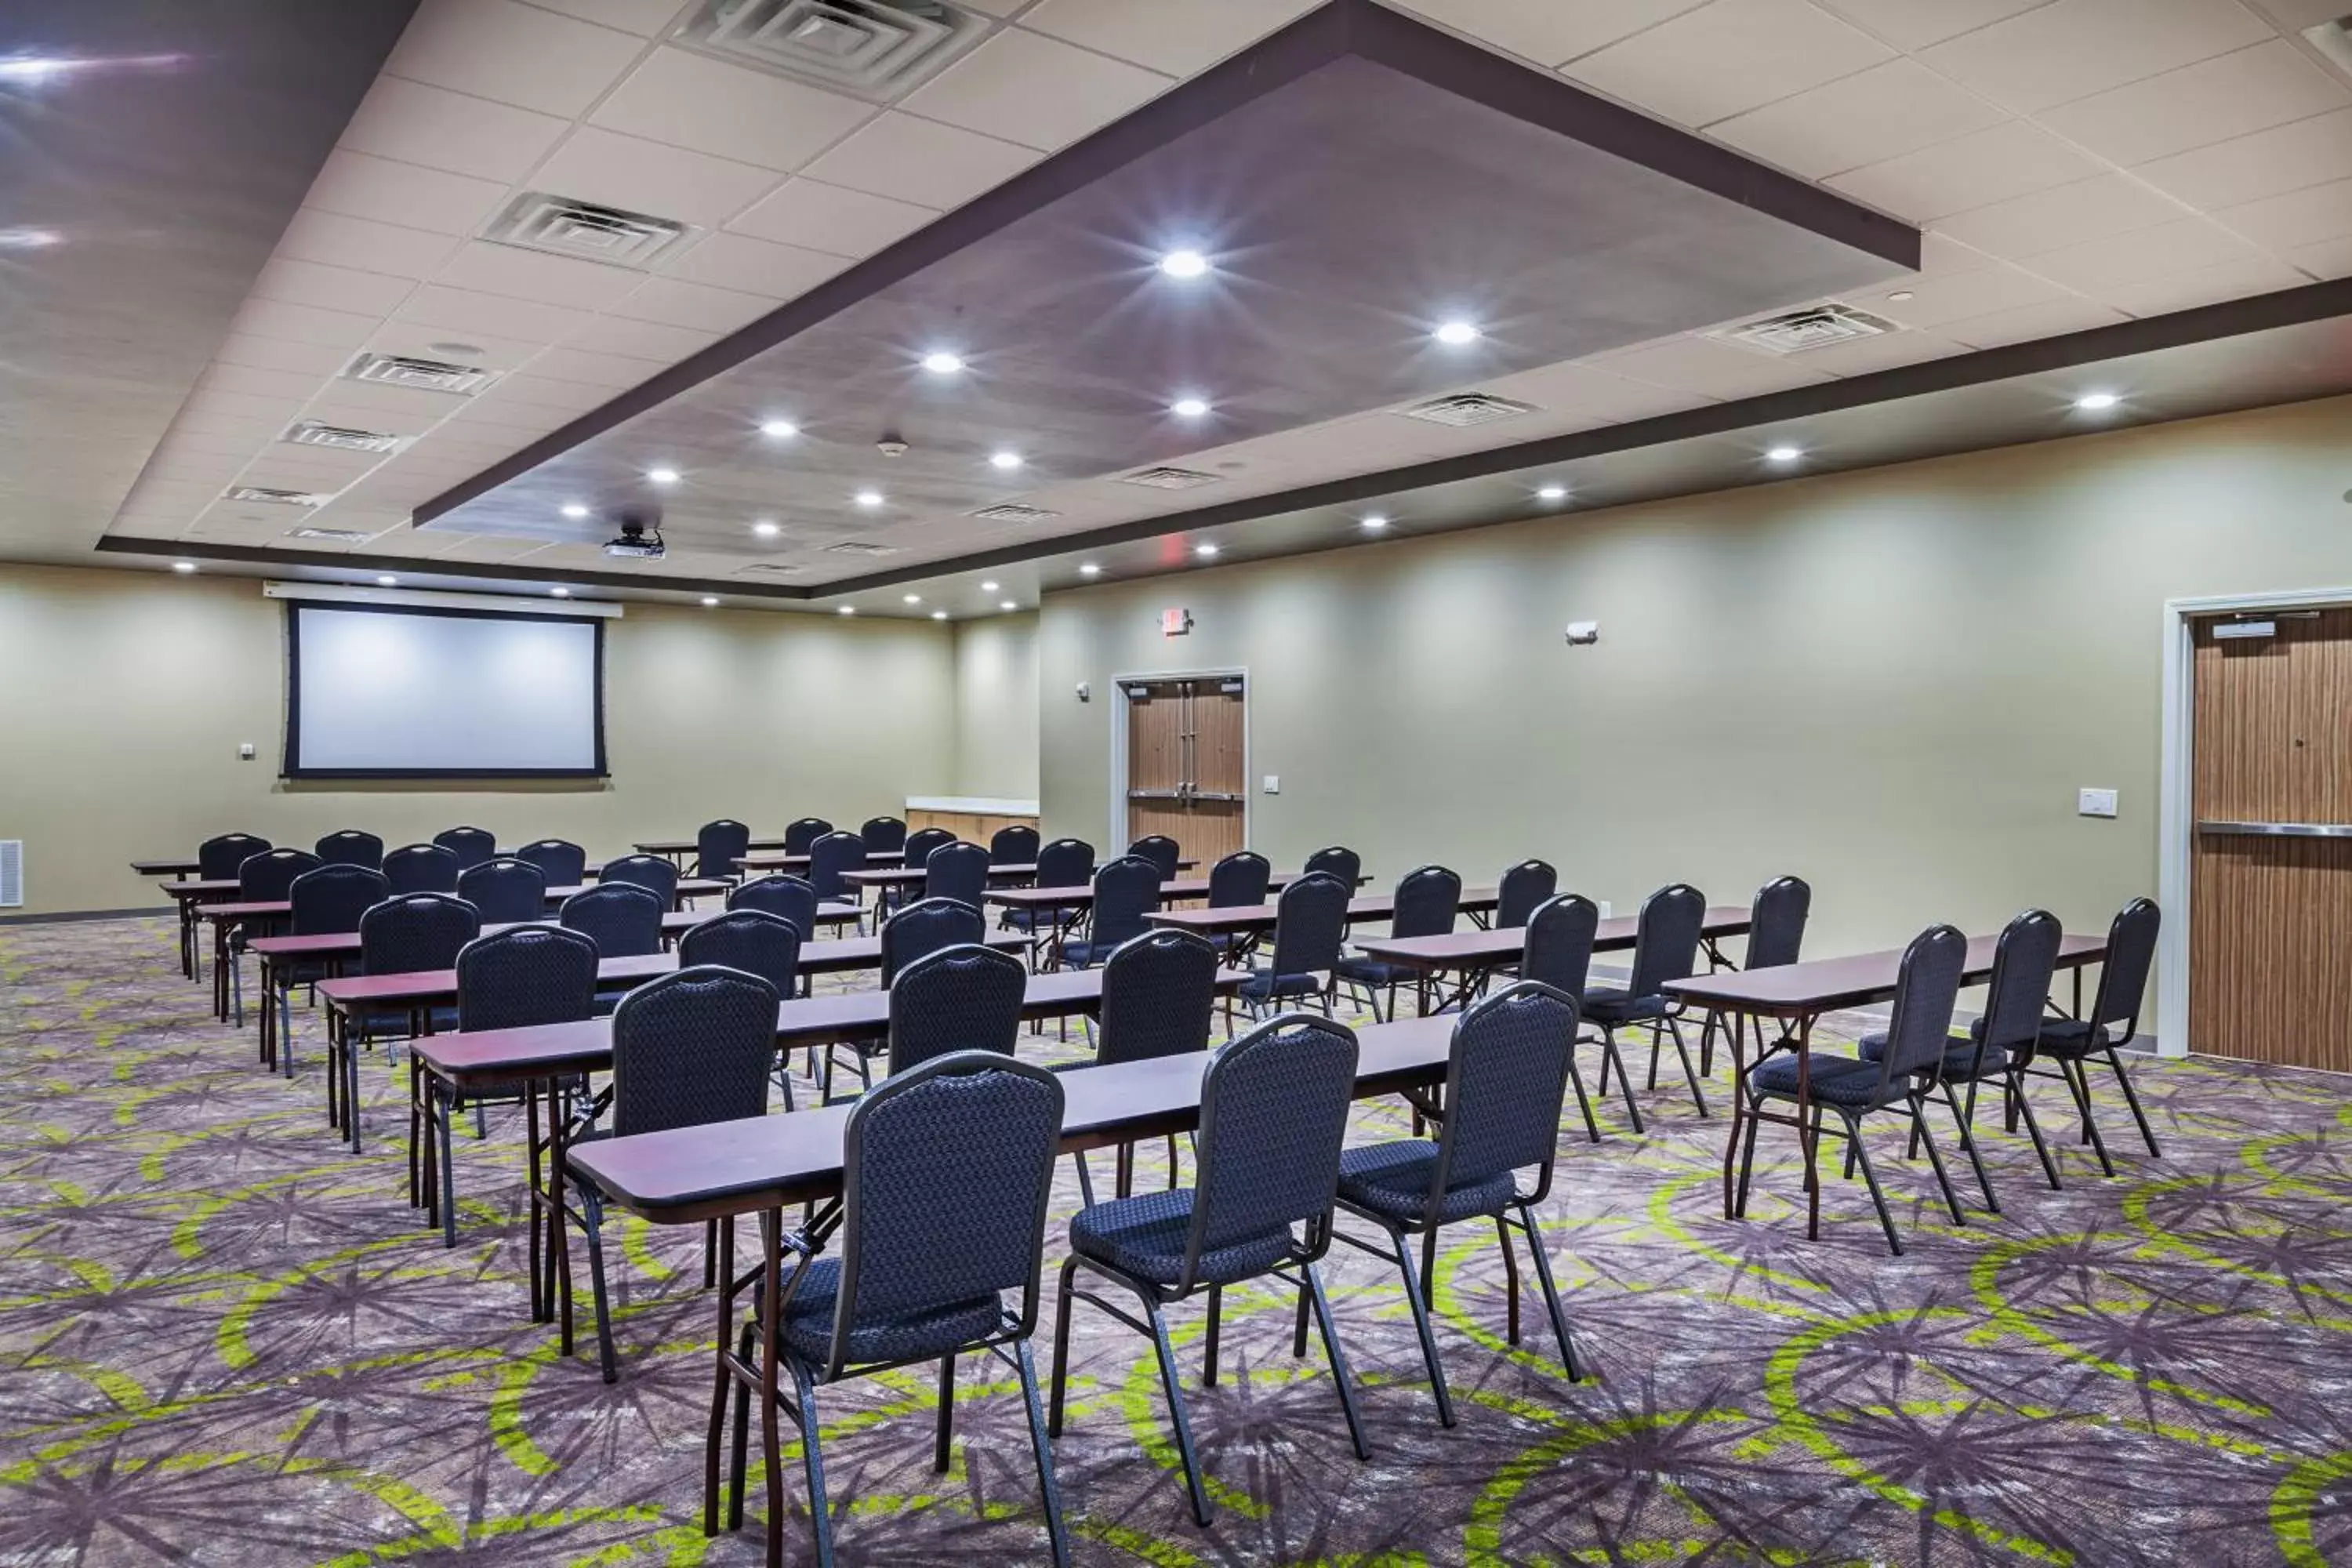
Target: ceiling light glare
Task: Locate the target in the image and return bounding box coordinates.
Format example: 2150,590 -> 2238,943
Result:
980,580 -> 1000,592
931,610 -> 948,620
1000,600 -> 1018,612
921,350 -> 965,375
376,575 -> 398,586
989,450 -> 1022,470
760,419 -> 799,437
550,586 -> 571,597
1171,396 -> 1210,418
1159,249 -> 1209,279
838,605 -> 855,615
1537,484 -> 1567,502
752,520 -> 779,538
1766,445 -> 1802,463
2074,390 -> 2120,412
172,561 -> 196,574
647,466 -> 679,485
561,503 -> 589,518
1433,320 -> 1481,345
903,593 -> 922,604
1360,514 -> 1388,532
855,489 -> 884,507
1194,543 -> 1219,558
1079,563 -> 1100,576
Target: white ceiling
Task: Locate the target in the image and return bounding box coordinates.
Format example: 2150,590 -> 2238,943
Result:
85,0 -> 2352,606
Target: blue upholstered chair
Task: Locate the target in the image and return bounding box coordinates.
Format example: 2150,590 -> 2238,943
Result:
1700,876 -> 1812,1078
1233,871 -> 1350,1024
1520,894 -> 1610,1139
1062,928 -> 1219,1203
695,818 -> 753,882
679,909 -> 801,1107
923,840 -> 989,913
1335,863 -> 1461,1022
383,843 -> 460,895
1494,858 -> 1558,930
315,829 -> 383,869
1584,883 -> 1709,1122
598,853 -> 680,908
1057,855 -> 1160,970
859,815 -> 908,855
432,826 -> 496,871
782,816 -> 831,856
2005,898 -> 2162,1178
989,823 -> 1040,866
457,857 -> 545,925
514,838 -> 587,888
1126,833 -> 1180,881
197,832 -> 270,880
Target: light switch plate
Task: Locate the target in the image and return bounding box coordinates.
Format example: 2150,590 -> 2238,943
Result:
1262,774 -> 1279,794
2078,787 -> 2117,818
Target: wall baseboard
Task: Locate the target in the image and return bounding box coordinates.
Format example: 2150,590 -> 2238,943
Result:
0,906 -> 172,927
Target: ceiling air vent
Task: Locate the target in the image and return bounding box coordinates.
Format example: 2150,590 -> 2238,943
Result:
969,502 -> 1061,523
289,526 -> 375,543
1396,393 -> 1538,428
734,561 -> 808,575
1118,466 -> 1222,491
826,541 -> 902,557
344,353 -> 492,395
673,0 -> 992,101
282,419 -> 403,454
223,485 -> 324,507
1711,303 -> 1896,355
486,192 -> 694,269
2305,16 -> 2352,80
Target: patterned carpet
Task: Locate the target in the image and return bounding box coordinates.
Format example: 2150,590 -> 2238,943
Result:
3,915 -> 2350,1566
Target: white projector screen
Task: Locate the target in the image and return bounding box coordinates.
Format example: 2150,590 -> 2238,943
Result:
286,604 -> 605,778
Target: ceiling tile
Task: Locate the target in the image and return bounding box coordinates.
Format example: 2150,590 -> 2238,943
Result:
317,379 -> 472,423
562,314 -> 720,362
1780,326 -> 1970,376
529,126 -> 783,229
274,208 -> 466,279
2017,216 -> 2267,291
385,0 -> 646,118
728,178 -> 937,257
303,394 -> 453,437
1468,358 -> 1718,422
1933,172 -> 2187,260
303,149 -> 512,237
431,241 -> 648,310
2092,255 -> 2311,314
198,364 -> 325,401
2037,41 -> 2350,166
212,333 -> 355,378
522,346 -> 670,389
190,388 -> 307,424
1563,0 -> 1894,129
2215,176 -> 2352,249
523,0 -> 688,35
1812,0 -> 2056,50
799,112 -> 1041,212
1940,295 -> 2129,347
590,46 -> 874,172
898,28 -> 1173,152
338,75 -> 572,183
363,321 -> 553,372
1918,0 -> 2273,114
1706,60 -> 2009,179
1861,261 -> 2070,325
1583,333 -> 1837,397
1826,118 -> 2103,220
228,297 -> 383,350
2288,234 -> 2352,278
1383,0 -> 1712,66
608,276 -> 778,332
2133,107 -> 2352,210
484,373 -> 616,415
250,257 -> 416,318
657,230 -> 851,298
1018,0 -> 1323,74
397,283 -> 596,345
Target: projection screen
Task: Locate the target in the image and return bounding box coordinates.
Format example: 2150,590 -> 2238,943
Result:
285,604 -> 606,778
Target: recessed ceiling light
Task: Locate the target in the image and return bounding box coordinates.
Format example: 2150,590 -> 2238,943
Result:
1887,290 -> 1915,303
855,489 -> 884,507
171,561 -> 196,574
989,450 -> 1023,470
1159,249 -> 1209,279
752,520 -> 779,538
648,466 -> 679,485
920,350 -> 965,376
760,419 -> 799,438
700,595 -> 719,607
1537,484 -> 1568,502
1360,514 -> 1388,532
1766,445 -> 1803,464
1079,563 -> 1100,577
1433,320 -> 1481,346
550,586 -> 571,597
931,609 -> 947,620
1194,543 -> 1219,558
1000,600 -> 1017,612
1171,396 -> 1210,418
376,575 -> 398,586
561,503 -> 589,519
2074,390 -> 2121,411
903,593 -> 922,604
838,605 -> 856,615
980,579 -> 999,591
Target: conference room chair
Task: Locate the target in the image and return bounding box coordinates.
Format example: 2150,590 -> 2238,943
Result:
822,898 -> 988,1098
1051,1014 -> 1368,1525
423,926 -> 598,1244
695,818 -> 753,882
859,815 -> 908,855
1700,875 -> 1813,1080
1332,982 -> 1587,1428
1000,837 -> 1094,938
885,942 -> 1027,1076
1056,855 -> 1160,970
432,826 -> 497,871
729,873 -> 818,945
1232,871 -> 1352,1027
1305,844 -> 1361,886
924,840 -> 989,912
1519,894 -> 1612,1140
315,829 -> 385,869
1736,924 -> 1969,1256
227,848 -> 320,1024
1195,849 -> 1272,958
514,838 -> 588,888
342,893 -> 481,1150
717,1051 -> 1069,1568
782,816 -> 832,856
457,857 -> 545,925
2009,897 -> 2164,1178
1584,883 -> 1710,1120
558,884 -> 666,1013
382,843 -> 461,896
197,832 -> 270,880
901,826 -> 956,870
678,909 -> 804,1109
597,852 -> 681,909
990,823 -> 1040,866
805,830 -> 866,913
1494,858 -> 1558,930
1127,833 -> 1181,881
566,964 -> 781,1382
1059,928 -> 1219,1204
1335,863 -> 1461,1022
278,863 -> 392,1056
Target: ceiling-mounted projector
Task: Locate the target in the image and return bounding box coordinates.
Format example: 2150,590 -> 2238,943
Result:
604,517 -> 665,560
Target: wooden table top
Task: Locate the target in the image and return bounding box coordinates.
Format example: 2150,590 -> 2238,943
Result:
1144,887 -> 1502,935
1349,905 -> 1753,971
1664,933 -> 2109,1018
133,858 -> 204,878
245,901 -> 862,961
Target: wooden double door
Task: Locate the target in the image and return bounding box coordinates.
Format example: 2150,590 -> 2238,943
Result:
1123,676 -> 1246,869
2188,607 -> 2352,1069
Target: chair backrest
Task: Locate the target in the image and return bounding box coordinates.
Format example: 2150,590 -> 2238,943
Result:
728,873 -> 818,934
457,857 -> 545,924
456,924 -> 600,1032
1096,928 -> 1220,1067
1127,834 -> 1181,881
198,833 -> 271,881
1520,894 -> 1599,996
782,816 -> 832,856
239,848 -> 321,902
1747,876 -> 1811,970
1872,925 -> 1970,1086
289,864 -> 388,935
880,896 -> 985,985
1495,858 -> 1558,930
383,843 -> 461,895
559,882 -> 665,958
2085,897 -> 2159,1042
886,943 -> 1028,1075
359,892 -> 481,976
1979,909 -> 2064,1055
902,826 -> 956,869
924,841 -> 989,911
860,815 -> 908,854
1182,1015 -> 1359,1290
514,838 -> 587,887
1207,850 -> 1271,909
1035,837 -> 1095,888
432,826 -> 497,871
1265,871 -> 1351,979
826,1051 -> 1063,1374
1088,855 -> 1163,949
1627,883 -> 1708,1000
1303,845 -> 1360,886
695,818 -> 752,881
1430,982 -> 1578,1206
315,829 -> 384,869
1389,863 -> 1462,941
677,909 -> 802,996
806,831 -> 866,902
610,966 -> 779,1138
989,823 -> 1040,866
599,853 -> 680,906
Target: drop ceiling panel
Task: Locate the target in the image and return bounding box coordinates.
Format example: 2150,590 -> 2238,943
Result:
2020,216 -> 2269,292
729,178 -> 941,257
337,74 -> 572,181
396,283 -> 596,344
897,27 -> 1175,151
1018,0 -> 1328,75
303,149 -> 513,236
2034,40 -> 2350,167
1917,0 -> 2274,114
587,46 -> 875,172
659,231 -> 853,298
250,256 -> 419,317
2096,255 -> 2314,316
530,126 -> 787,229
1940,295 -> 2130,348
1386,0 -> 1712,66
1811,0 -> 2055,51
527,0 -> 688,35
562,314 -> 723,362
1934,172 -> 2188,260
1563,0 -> 1896,129
2216,177 -> 2352,250
227,297 -> 383,350
2132,107 -> 2352,211
383,0 -> 648,118
431,241 -> 651,310
1705,58 -> 2009,180
1824,118 -> 2107,220
609,278 -> 779,333
798,112 -> 1043,212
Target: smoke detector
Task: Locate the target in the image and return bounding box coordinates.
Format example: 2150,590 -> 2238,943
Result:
673,0 -> 994,101
1396,393 -> 1537,427
344,353 -> 492,395
1118,466 -> 1222,490
1711,303 -> 1896,355
486,193 -> 695,269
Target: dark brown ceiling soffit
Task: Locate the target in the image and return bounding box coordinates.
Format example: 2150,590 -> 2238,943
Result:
85,536 -> 818,601
411,0 -> 1917,532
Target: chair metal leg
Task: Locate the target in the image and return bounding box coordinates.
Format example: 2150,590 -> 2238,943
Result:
1203,1283 -> 1221,1388
1303,1261 -> 1370,1461
1563,1054 -> 1602,1142
1733,1095 -> 1764,1218
790,1358 -> 833,1568
580,1189 -> 619,1384
1047,1258 -> 1077,1436
2009,1068 -> 2063,1189
1598,1031 -> 1645,1135
934,1353 -> 955,1472
435,1086 -> 460,1248
2103,1047 -> 2163,1157
1908,1095 -> 1967,1226
2060,1057 -> 2116,1176
1292,1268 -> 1312,1358
727,1322 -> 754,1530
1494,1214 -> 1521,1345
1842,1109 -> 1905,1256
1646,1022 -> 1663,1091
1071,1150 -> 1095,1208
1144,1296 -> 1214,1525
1388,1221 -> 1456,1428
1941,1080 -> 2000,1214
1666,1016 -> 1708,1117
1516,1203 -> 1582,1382
1012,1337 -> 1073,1568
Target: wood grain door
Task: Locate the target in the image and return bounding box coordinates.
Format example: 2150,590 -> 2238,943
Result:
2187,608 -> 2352,1069
1123,677 -> 1246,869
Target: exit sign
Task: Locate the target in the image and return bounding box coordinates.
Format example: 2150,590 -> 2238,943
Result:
1161,607 -> 1193,637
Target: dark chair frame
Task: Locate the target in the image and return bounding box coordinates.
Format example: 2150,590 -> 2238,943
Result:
2008,897 -> 2163,1178
1588,883 -> 1711,1122
1336,863 -> 1461,1022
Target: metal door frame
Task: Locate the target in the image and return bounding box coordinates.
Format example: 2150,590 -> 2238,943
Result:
1107,664 -> 1250,856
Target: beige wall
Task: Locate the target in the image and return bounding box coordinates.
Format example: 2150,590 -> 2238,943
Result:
1038,394 -> 2352,1018
950,612 -> 1040,800
0,563 -> 958,916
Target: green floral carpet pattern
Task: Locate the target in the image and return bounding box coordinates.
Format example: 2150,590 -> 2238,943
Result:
2,915 -> 2350,1566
